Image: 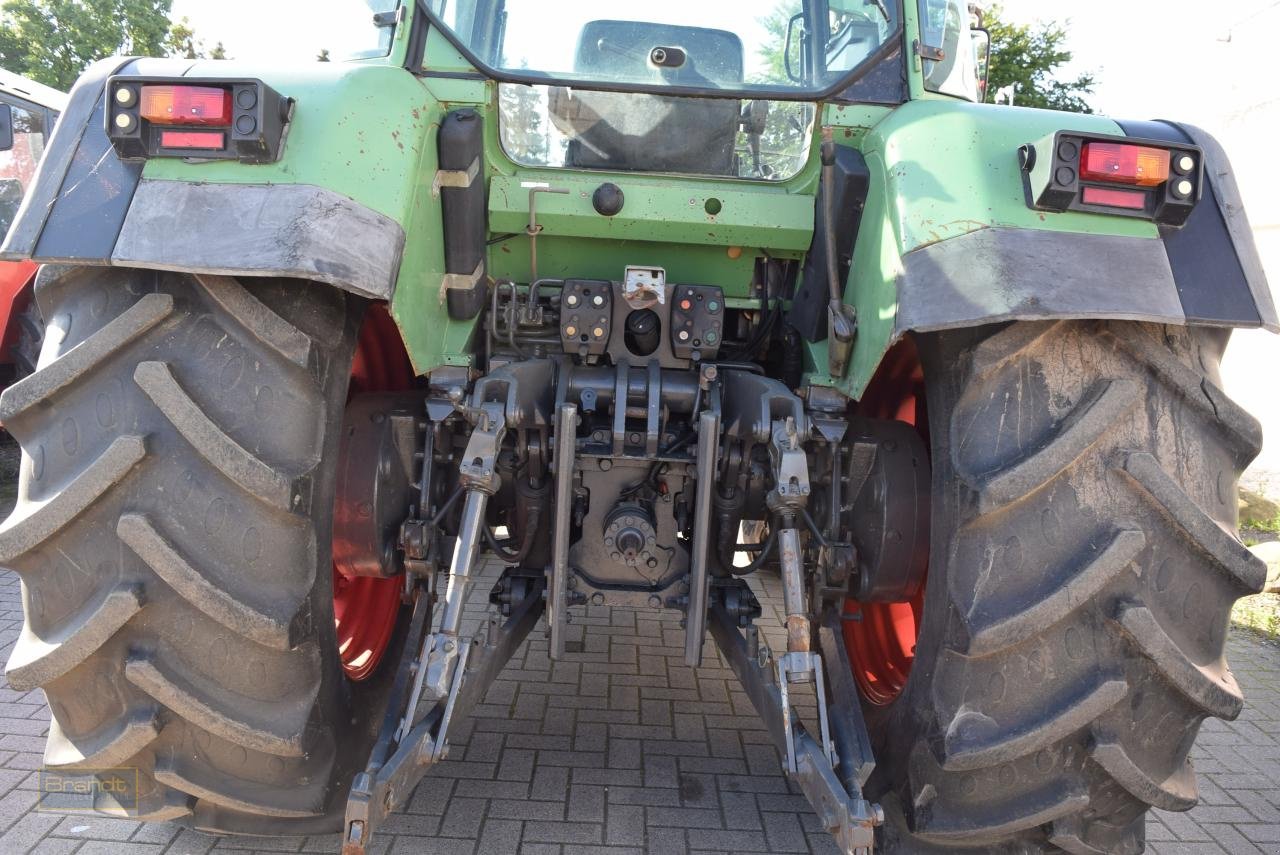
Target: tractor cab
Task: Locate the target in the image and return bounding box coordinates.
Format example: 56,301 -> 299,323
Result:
549,21 -> 746,175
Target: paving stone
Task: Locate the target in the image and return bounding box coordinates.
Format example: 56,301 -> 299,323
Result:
1,561 -> 1279,854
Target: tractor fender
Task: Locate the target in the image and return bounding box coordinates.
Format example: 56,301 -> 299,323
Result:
893,121 -> 1277,337
0,57 -> 405,301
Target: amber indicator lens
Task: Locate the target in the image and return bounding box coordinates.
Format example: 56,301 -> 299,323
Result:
1080,142 -> 1171,187
140,85 -> 232,125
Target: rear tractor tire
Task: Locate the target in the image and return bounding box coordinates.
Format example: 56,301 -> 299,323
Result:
863,320 -> 1265,853
10,293 -> 43,380
0,266 -> 404,834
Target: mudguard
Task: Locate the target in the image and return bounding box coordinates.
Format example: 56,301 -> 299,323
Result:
833,100 -> 1278,399
0,56 -> 408,302
895,122 -> 1277,336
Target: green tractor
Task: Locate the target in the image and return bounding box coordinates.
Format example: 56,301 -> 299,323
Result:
0,1 -> 1273,852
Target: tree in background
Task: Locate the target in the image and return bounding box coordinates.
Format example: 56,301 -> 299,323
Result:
498,79 -> 549,164
165,16 -> 226,60
0,0 -> 222,90
984,4 -> 1096,113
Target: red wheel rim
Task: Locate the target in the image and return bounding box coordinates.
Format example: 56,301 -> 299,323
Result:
843,338 -> 928,705
332,305 -> 413,681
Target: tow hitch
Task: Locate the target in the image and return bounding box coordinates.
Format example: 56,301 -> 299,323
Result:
342,364 -> 883,854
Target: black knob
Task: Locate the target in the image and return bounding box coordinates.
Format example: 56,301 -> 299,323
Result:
592,182 -> 625,217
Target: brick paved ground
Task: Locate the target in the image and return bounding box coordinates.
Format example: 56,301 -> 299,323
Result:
0,560 -> 1278,854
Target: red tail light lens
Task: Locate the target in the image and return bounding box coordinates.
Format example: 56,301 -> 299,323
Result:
159,130 -> 225,150
139,85 -> 232,125
1081,143 -> 1171,187
1082,186 -> 1147,210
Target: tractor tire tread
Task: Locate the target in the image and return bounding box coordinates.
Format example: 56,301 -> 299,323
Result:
878,320 -> 1260,853
1,267 -> 361,834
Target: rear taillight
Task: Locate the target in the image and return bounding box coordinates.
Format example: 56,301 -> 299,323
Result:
159,130 -> 226,150
1080,143 -> 1171,187
139,85 -> 233,125
1019,131 -> 1202,227
106,76 -> 292,164
1081,186 -> 1147,210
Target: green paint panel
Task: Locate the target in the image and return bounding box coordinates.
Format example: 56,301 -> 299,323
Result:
131,24 -> 1177,391
143,62 -> 436,228
488,173 -> 815,251
872,99 -> 1157,253
488,235 -> 783,298
808,99 -> 1165,399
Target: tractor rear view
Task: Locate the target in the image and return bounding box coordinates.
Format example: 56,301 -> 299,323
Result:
0,2 -> 1273,853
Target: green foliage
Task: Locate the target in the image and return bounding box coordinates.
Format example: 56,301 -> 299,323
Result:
498,82 -> 548,163
756,1 -> 800,85
0,0 -> 226,90
1250,514 -> 1280,536
1233,593 -> 1280,640
165,16 -> 227,60
984,4 -> 1096,113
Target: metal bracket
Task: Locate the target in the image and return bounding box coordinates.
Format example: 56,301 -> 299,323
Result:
457,401 -> 505,494
431,155 -> 481,197
777,651 -> 834,774
429,637 -> 470,762
913,39 -> 945,61
438,259 -> 484,304
768,417 -> 812,511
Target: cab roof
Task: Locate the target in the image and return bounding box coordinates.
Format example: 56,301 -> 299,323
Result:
0,68 -> 68,112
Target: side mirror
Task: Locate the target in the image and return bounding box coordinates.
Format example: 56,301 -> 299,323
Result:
783,12 -> 806,83
0,104 -> 13,153
972,28 -> 991,102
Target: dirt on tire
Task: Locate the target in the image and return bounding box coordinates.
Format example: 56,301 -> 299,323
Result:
0,266 -> 394,834
870,320 -> 1266,854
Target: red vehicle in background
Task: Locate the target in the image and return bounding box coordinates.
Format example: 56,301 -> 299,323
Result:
0,69 -> 64,388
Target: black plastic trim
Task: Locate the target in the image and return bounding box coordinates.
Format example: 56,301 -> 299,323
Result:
0,56 -> 134,260
33,84 -> 145,262
895,228 -> 1185,334
790,146 -> 871,341
1117,119 -> 1267,331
